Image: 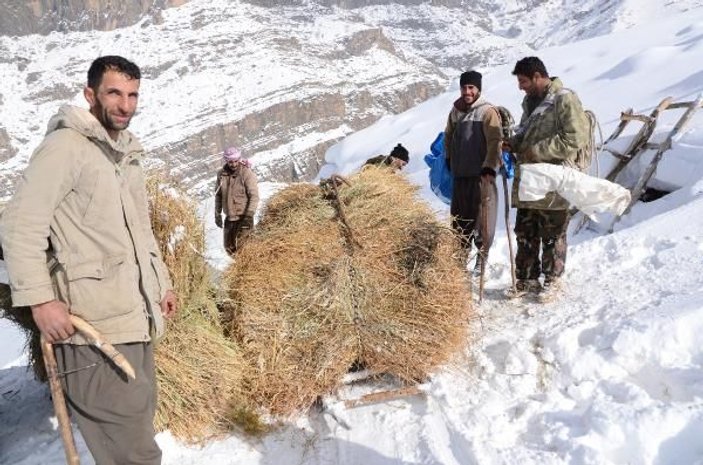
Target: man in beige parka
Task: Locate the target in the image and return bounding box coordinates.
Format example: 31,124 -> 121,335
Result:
505,56 -> 590,302
0,56 -> 176,464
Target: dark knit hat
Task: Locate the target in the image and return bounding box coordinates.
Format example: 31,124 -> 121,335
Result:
390,143 -> 409,163
459,70 -> 482,91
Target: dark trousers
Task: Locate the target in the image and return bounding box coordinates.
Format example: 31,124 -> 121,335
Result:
450,176 -> 498,256
55,343 -> 161,465
223,218 -> 253,255
514,208 -> 571,282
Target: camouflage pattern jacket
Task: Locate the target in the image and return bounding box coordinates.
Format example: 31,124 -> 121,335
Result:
509,78 -> 590,210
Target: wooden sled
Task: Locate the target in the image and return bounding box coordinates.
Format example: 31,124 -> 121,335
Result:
575,96 -> 703,233
607,96 -> 703,232
343,385 -> 425,409
314,370 -> 427,430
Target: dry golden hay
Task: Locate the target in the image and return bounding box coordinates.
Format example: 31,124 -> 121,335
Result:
146,176 -> 251,441
222,167 -> 472,416
0,284 -> 45,380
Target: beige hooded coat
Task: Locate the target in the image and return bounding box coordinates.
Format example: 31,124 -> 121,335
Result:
0,105 -> 172,345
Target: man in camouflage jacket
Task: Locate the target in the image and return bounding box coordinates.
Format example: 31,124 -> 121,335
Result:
505,56 -> 590,302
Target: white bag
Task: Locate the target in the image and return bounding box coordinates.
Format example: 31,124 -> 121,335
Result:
519,163 -> 631,219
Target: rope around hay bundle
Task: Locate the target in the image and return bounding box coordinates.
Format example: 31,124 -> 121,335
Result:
319,174 -> 362,253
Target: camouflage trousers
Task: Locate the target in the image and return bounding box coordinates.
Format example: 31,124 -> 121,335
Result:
513,208 -> 571,282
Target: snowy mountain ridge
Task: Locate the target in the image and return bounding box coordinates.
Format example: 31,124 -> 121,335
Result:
2,2 -> 703,464
1,0 -> 701,199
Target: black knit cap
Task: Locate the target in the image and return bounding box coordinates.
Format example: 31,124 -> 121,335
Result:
459,70 -> 482,91
390,143 -> 409,163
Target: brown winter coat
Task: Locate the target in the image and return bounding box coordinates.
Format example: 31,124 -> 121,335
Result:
0,105 -> 173,345
215,163 -> 259,221
444,95 -> 503,178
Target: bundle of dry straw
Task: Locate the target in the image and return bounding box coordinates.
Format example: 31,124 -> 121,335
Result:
0,284 -> 44,379
222,166 -> 472,416
146,177 -> 250,441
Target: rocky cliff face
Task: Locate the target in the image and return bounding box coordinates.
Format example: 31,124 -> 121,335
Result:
0,0 -> 189,36
0,0 -> 446,199
154,79 -> 442,197
0,0 -> 696,199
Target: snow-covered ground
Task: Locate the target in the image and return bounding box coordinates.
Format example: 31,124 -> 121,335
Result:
2,5 -> 703,465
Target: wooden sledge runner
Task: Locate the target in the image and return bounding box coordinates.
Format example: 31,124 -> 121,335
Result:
317,369 -> 426,430
42,316 -> 137,465
338,369 -> 426,409
343,385 -> 425,409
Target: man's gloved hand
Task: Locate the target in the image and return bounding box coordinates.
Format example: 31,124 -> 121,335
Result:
215,215 -> 223,228
241,215 -> 254,229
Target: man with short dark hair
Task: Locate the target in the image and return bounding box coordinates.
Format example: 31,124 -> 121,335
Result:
505,56 -> 590,302
0,55 -> 177,464
444,70 -> 502,273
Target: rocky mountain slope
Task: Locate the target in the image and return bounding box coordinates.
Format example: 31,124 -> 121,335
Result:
0,1 -> 188,36
0,0 -> 700,199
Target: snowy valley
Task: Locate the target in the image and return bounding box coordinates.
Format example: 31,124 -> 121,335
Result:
2,1 -> 703,464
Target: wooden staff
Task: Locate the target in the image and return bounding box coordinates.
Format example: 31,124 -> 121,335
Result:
478,193 -> 488,304
41,316 -> 137,464
41,337 -> 81,465
478,176 -> 492,304
69,315 -> 135,380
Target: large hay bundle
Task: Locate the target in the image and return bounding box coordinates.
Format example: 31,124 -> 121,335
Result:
222,167 -> 472,416
146,177 -> 249,441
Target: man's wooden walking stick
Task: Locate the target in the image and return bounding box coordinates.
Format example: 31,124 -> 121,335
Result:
40,315 -> 137,465
41,336 -> 80,465
478,190 -> 488,304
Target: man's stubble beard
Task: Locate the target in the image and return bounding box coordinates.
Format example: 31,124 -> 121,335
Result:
94,98 -> 133,133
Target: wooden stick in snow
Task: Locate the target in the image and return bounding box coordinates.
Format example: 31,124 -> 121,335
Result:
41,338 -> 81,465
343,385 -> 424,408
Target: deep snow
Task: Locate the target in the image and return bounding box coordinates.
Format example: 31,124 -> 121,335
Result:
2,4 -> 703,465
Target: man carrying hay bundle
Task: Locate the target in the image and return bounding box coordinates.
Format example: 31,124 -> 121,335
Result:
214,146 -> 260,255
0,55 -> 177,464
444,70 -> 503,273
